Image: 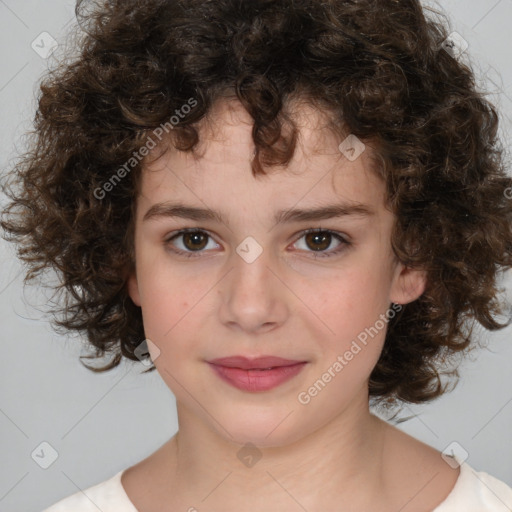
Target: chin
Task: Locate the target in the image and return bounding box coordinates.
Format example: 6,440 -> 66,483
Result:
212,408 -> 311,450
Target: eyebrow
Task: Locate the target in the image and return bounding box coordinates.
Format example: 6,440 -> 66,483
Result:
142,201 -> 375,226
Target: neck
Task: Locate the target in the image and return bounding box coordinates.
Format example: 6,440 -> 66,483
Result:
166,396 -> 389,510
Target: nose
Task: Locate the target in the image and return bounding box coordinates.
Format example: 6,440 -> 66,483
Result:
218,242 -> 290,334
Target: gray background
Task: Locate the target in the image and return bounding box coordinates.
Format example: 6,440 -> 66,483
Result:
1,1 -> 511,510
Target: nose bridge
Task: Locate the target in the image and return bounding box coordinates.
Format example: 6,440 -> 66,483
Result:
219,236 -> 288,332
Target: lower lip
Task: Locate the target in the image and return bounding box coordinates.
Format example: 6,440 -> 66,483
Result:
208,362 -> 307,392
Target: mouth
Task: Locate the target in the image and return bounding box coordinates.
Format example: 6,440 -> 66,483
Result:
206,356 -> 308,392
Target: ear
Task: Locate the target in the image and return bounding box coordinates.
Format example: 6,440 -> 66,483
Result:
127,269 -> 141,307
389,261 -> 427,305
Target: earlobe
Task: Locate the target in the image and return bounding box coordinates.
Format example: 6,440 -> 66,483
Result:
127,271 -> 141,307
390,263 -> 427,305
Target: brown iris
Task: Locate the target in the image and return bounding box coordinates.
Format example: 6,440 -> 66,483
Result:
182,231 -> 209,251
304,231 -> 331,251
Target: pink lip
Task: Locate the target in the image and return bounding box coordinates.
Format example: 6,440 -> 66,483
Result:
208,356 -> 305,369
207,356 -> 308,392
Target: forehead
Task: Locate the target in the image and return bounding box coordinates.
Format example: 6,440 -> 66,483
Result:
137,98 -> 389,218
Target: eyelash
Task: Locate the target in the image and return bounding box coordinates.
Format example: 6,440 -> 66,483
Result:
164,228 -> 351,259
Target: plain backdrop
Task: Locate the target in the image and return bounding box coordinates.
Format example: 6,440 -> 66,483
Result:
0,1 -> 511,510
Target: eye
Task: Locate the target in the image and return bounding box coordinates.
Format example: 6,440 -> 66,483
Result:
164,228 -> 219,258
164,228 -> 351,259
292,228 -> 350,258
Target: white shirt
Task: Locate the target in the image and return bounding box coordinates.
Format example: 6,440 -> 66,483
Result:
42,458 -> 512,511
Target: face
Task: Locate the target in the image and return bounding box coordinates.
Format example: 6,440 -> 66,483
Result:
128,98 -> 426,447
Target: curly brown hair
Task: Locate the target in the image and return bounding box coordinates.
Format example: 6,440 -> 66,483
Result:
2,0 -> 512,410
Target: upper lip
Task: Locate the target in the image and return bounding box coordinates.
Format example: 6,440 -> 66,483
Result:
207,356 -> 307,370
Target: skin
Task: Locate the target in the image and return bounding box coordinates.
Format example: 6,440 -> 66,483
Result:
125,97 -> 460,511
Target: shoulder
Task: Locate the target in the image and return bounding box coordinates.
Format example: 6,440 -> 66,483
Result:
377,417 -> 512,511
42,470 -> 138,512
433,459 -> 512,511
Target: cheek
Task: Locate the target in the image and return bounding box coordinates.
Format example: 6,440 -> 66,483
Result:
300,280 -> 390,408
310,263 -> 392,377
141,288 -> 203,380
141,285 -> 199,341
135,257 -> 210,354
319,263 -> 392,332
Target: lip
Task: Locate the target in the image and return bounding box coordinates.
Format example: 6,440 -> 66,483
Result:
207,356 -> 308,392
207,356 -> 306,370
